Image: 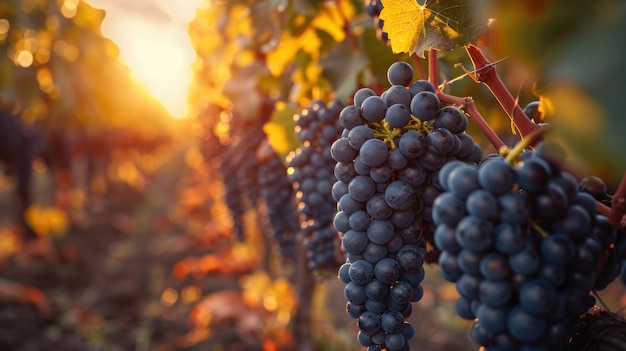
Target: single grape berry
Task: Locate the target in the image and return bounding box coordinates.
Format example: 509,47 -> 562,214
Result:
387,61 -> 414,87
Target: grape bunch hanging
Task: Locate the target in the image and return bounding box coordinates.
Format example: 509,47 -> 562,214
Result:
288,99 -> 345,273
432,144 -> 615,350
332,61 -> 483,351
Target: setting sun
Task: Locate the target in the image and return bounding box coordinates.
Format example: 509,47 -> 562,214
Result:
85,0 -> 202,119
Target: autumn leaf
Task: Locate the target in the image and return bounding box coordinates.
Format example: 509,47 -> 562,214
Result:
379,0 -> 486,57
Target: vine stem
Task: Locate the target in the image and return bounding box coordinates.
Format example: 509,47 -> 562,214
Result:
503,125 -> 551,163
429,50 -> 505,151
464,45 -> 541,140
609,173 -> 626,230
428,50 -> 439,88
439,92 -> 506,152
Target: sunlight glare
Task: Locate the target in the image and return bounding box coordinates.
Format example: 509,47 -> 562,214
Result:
86,0 -> 203,119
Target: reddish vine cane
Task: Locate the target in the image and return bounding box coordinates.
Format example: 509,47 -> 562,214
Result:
431,47 -> 626,231
464,45 -> 541,139
428,49 -> 506,152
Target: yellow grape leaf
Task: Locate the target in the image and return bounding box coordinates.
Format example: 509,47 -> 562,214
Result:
380,0 -> 484,57
266,33 -> 301,76
311,0 -> 355,43
24,206 -> 68,238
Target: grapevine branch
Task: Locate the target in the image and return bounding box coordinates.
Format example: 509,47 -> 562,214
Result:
609,173 -> 626,230
429,50 -> 506,151
464,45 -> 541,140
428,50 -> 439,88
412,55 -> 427,80
596,173 -> 626,230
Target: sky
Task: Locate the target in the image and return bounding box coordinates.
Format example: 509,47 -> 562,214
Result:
85,0 -> 204,118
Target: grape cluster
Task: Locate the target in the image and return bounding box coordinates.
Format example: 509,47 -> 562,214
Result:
0,111 -> 44,239
40,128 -> 72,174
578,175 -> 626,289
220,101 -> 275,240
432,144 -> 610,350
332,61 -> 481,351
288,100 -> 345,272
257,140 -> 299,263
364,0 -> 387,42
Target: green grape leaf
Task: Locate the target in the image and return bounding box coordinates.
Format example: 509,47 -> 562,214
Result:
320,41 -> 369,102
361,27 -> 411,86
534,2 -> 626,187
379,0 -> 487,57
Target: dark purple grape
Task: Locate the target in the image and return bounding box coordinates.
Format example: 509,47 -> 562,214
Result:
354,88 -> 378,107
358,311 -> 382,336
494,222 -> 526,255
384,85 -> 412,107
385,333 -> 406,351
387,148 -> 408,169
456,297 -> 475,320
519,278 -> 556,315
344,281 -> 367,304
387,61 -> 414,87
497,191 -> 531,225
349,259 -> 375,285
340,105 -> 366,130
427,128 -> 455,155
516,157 -> 551,193
338,262 -> 352,283
479,252 -> 510,280
434,106 -> 468,134
578,175 -> 607,200
410,91 -> 440,121
348,125 -> 374,150
457,273 -> 481,299
507,306 -> 546,342
366,193 -> 394,220
454,216 -> 494,253
447,164 -> 480,199
384,180 -> 416,211
396,245 -> 425,273
398,131 -> 426,159
361,96 -> 387,122
348,175 -> 377,202
370,164 -> 392,183
409,80 -> 436,97
432,192 -> 466,227
385,104 -> 412,128
466,189 -> 498,219
360,139 -> 389,167
523,101 -> 543,123
389,281 -> 414,304
331,138 -> 357,163
434,224 -> 462,254
509,243 -> 540,276
366,219 -> 394,245
477,158 -> 515,195
476,304 -> 509,334
374,257 -> 401,285
540,233 -> 575,266
479,279 -> 512,307
342,229 -> 368,255
365,279 -> 389,300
